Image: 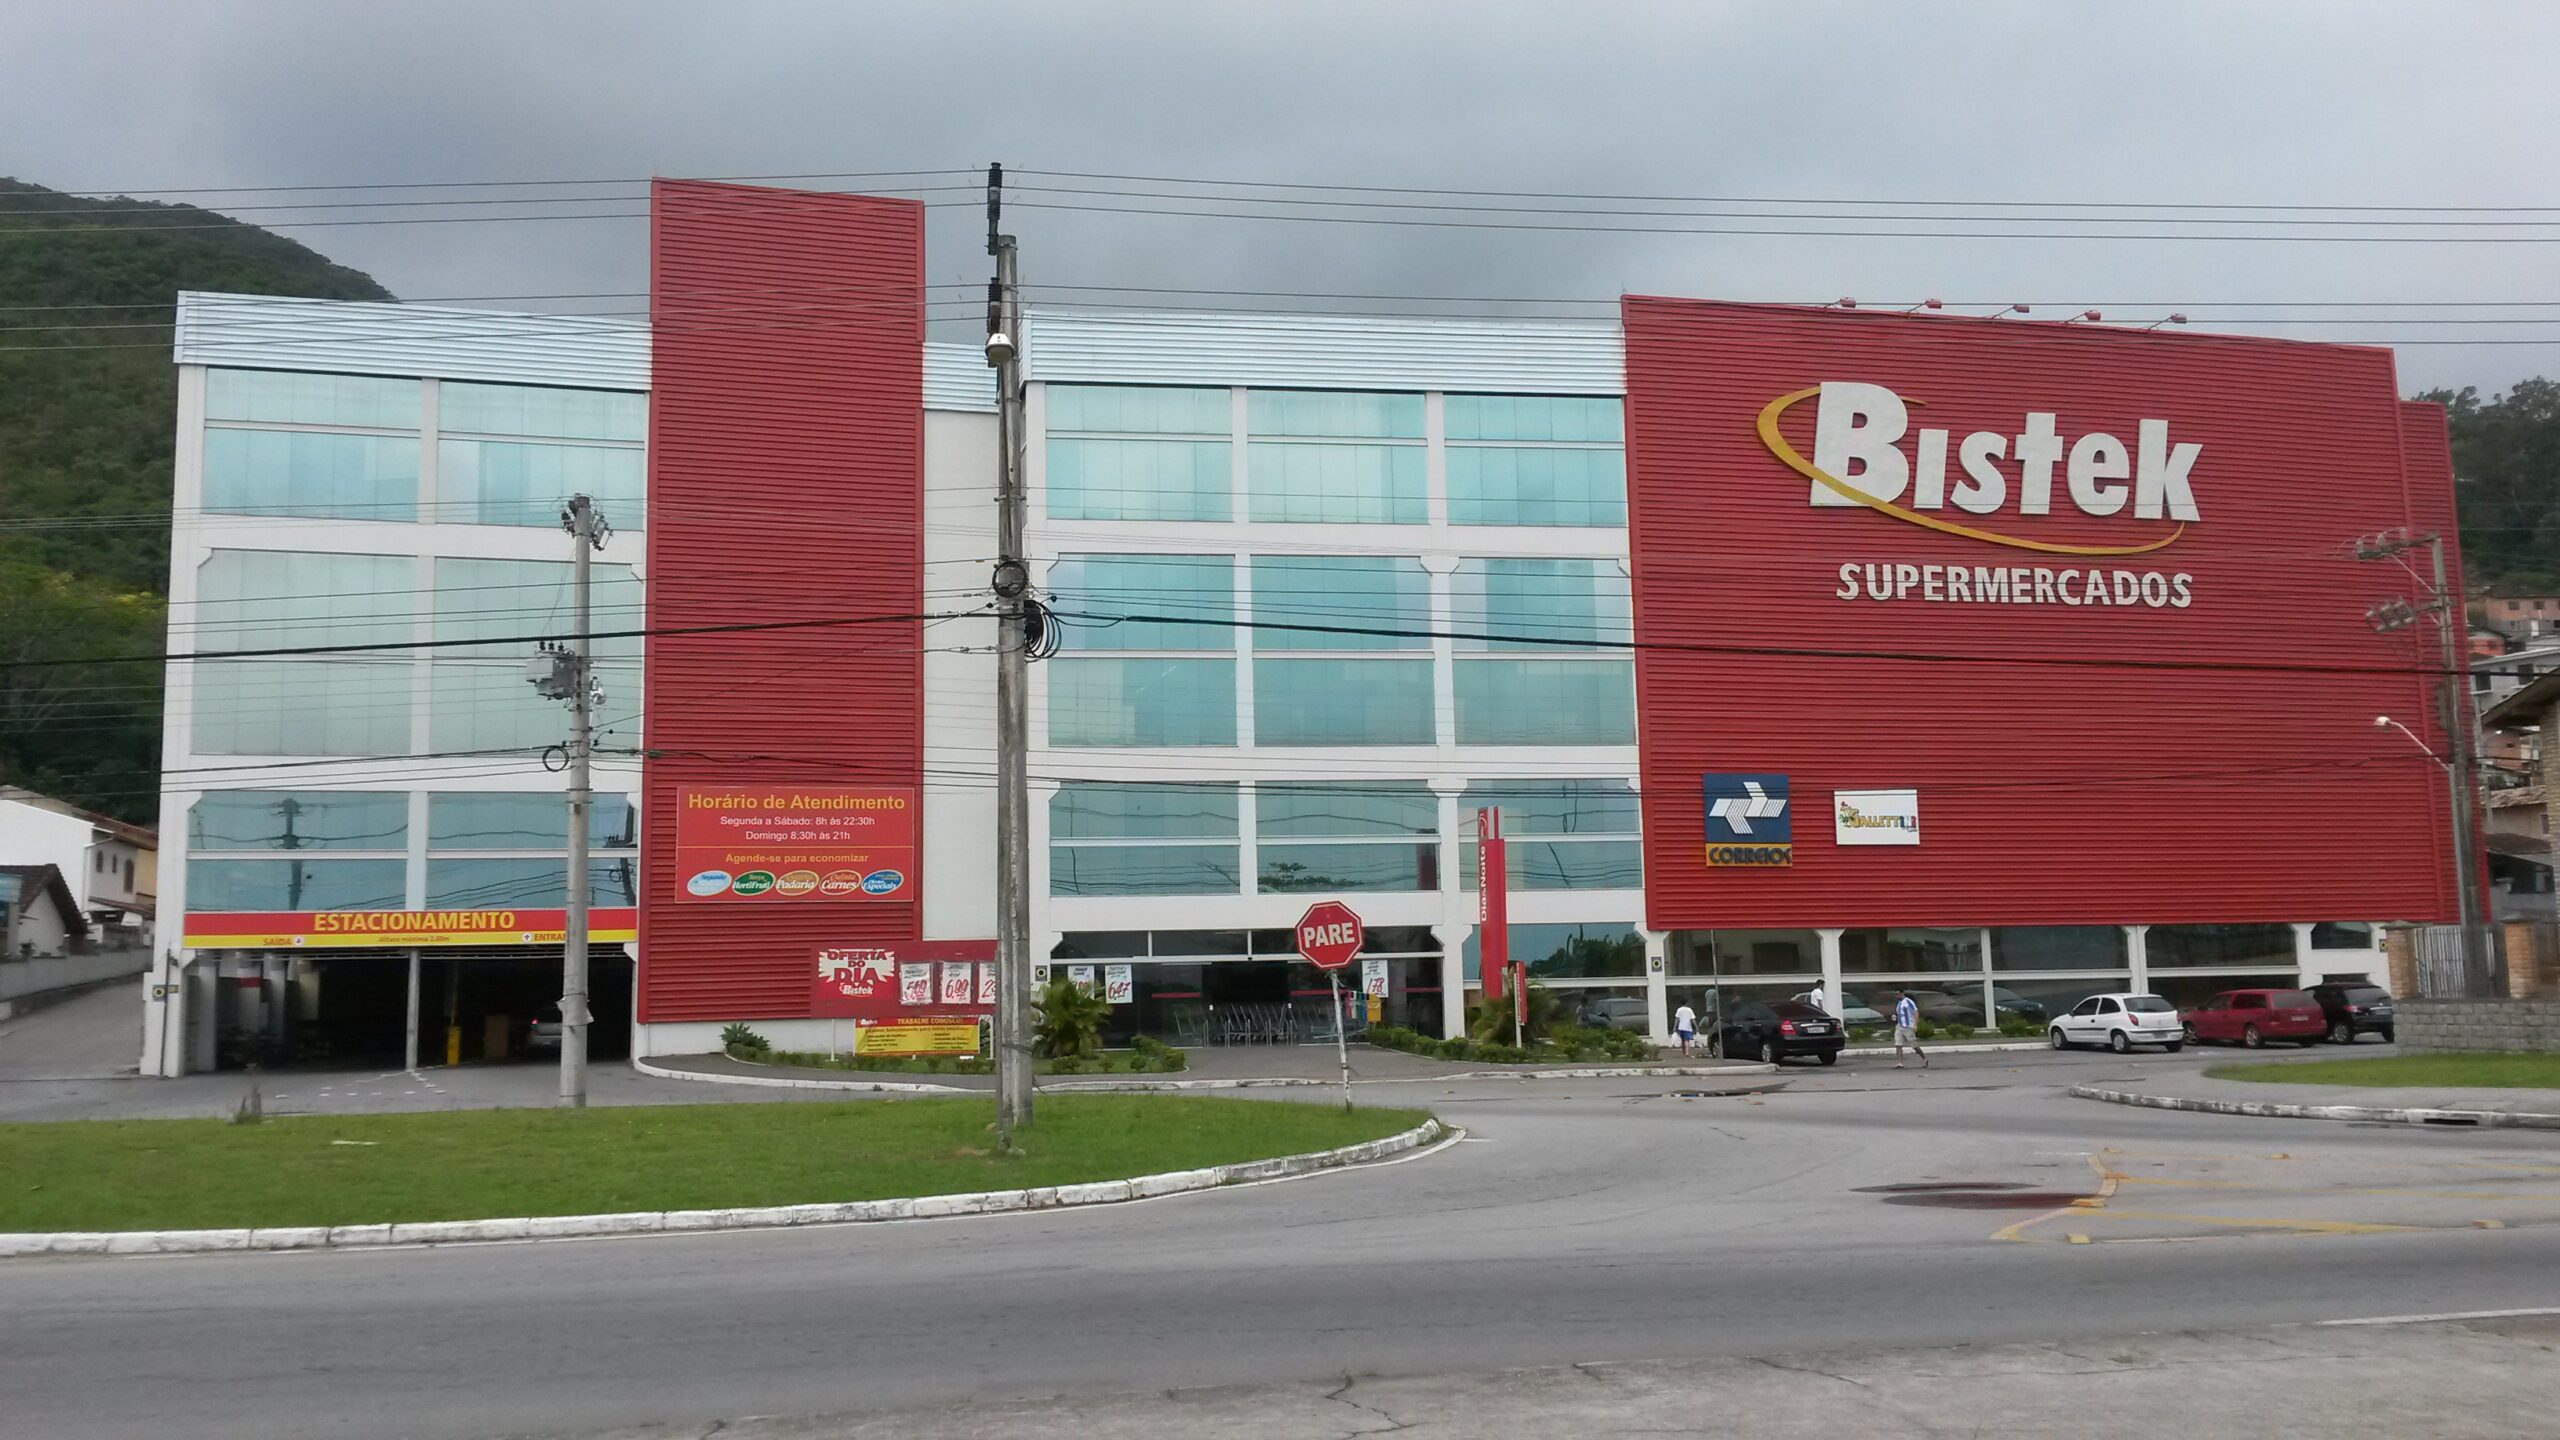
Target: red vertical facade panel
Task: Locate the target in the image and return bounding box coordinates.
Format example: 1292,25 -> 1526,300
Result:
1623,299 -> 2455,930
640,180 -> 925,1022
2398,400 -> 2486,917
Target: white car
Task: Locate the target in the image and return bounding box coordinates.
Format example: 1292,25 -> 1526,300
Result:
1792,990 -> 1885,1028
2050,992 -> 2183,1053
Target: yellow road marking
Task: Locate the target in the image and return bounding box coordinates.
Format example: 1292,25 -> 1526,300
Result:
2085,1209 -> 2422,1235
2110,1176 -> 2560,1202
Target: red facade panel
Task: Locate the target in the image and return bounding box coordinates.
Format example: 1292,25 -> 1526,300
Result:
640,180 -> 926,1021
2398,400 -> 2487,915
1623,299 -> 2457,930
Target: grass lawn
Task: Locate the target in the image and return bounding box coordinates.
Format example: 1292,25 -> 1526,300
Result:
2205,1054 -> 2560,1089
0,1095 -> 1426,1234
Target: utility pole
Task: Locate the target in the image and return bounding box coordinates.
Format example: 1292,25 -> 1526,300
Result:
985,164 -> 1034,1144
2360,528 -> 2493,995
530,494 -> 608,1106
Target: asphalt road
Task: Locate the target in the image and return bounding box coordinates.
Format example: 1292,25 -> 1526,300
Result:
6,1047 -> 2558,1440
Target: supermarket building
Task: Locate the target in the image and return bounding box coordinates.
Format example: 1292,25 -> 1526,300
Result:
141,181 -> 2463,1075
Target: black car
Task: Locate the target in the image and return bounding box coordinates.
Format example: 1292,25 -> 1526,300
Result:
2308,983 -> 2396,1044
1721,999 -> 1843,1066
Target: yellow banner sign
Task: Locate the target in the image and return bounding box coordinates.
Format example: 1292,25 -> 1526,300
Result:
852,1020 -> 982,1057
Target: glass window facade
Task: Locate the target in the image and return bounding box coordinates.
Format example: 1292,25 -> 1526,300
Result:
427,792 -> 638,850
1454,659 -> 1635,745
1989,926 -> 2128,971
1253,658 -> 1434,745
1049,659 -> 1236,747
207,369 -> 420,429
1669,929 -> 1821,977
1049,783 -> 1240,898
189,791 -> 408,852
1841,927 -> 1985,974
1248,444 -> 1425,525
1452,558 -> 1632,650
2147,923 -> 2298,969
187,858 -> 407,911
202,429 -> 420,522
1046,386 -> 1231,523
1247,391 -> 1423,438
1256,783 -> 1437,893
1461,779 -> 1642,890
424,857 -> 639,908
1464,922 -> 1644,981
1249,555 -> 1427,650
439,440 -> 646,529
1446,396 -> 1627,528
440,383 -> 644,441
190,550 -> 414,756
1049,555 -> 1235,650
2310,921 -> 2376,949
428,558 -> 644,752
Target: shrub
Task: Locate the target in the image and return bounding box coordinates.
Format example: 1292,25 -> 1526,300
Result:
1938,1024 -> 1976,1041
1997,1016 -> 2040,1038
1433,1036 -> 1471,1061
1032,977 -> 1108,1060
721,1022 -> 771,1057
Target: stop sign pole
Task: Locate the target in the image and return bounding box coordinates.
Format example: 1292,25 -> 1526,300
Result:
1294,900 -> 1363,1112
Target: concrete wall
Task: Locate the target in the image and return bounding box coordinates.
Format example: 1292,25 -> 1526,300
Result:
0,951 -> 151,1008
2396,999 -> 2560,1054
922,409 -> 998,945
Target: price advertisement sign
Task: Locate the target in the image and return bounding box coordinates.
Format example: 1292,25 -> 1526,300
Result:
673,785 -> 916,903
813,940 -> 995,1021
1361,958 -> 1389,999
1068,964 -> 1097,993
1104,964 -> 1134,1004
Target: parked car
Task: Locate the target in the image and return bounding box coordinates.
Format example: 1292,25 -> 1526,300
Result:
2308,982 -> 2397,1045
2049,992 -> 2184,1053
1721,998 -> 1844,1066
1900,988 -> 1983,1026
524,1018 -> 564,1055
1989,986 -> 2048,1023
1576,995 -> 1651,1032
1791,989 -> 1886,1027
2185,988 -> 2326,1048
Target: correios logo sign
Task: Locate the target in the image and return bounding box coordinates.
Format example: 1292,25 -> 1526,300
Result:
1759,382 -> 2202,610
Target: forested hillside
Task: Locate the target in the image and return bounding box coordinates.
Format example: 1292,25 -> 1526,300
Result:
0,179 -> 391,820
2420,380 -> 2560,596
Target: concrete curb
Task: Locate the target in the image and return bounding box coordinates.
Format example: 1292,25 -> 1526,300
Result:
636,1055 -> 1773,1094
2069,1083 -> 2560,1131
1840,1040 -> 2050,1057
0,1118 -> 1451,1259
630,1055 -> 971,1094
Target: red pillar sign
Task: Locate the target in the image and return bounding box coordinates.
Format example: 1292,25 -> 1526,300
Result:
1477,807 -> 1509,1002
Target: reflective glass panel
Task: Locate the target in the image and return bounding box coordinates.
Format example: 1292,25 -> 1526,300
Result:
440,383 -> 644,441
1249,555 -> 1427,651
1258,843 -> 1435,893
1454,660 -> 1634,744
1050,783 -> 1239,839
1451,558 -> 1632,650
1049,555 -> 1234,651
1246,391 -> 1423,438
427,793 -> 638,849
1048,385 -> 1229,435
207,369 -> 419,429
189,792 -> 408,851
425,858 -> 640,908
1048,659 -> 1236,746
1446,448 -> 1627,527
1444,395 -> 1623,443
439,440 -> 646,529
1253,658 -> 1433,745
1049,845 -> 1241,896
203,430 -> 419,521
1256,783 -> 1436,837
1046,439 -> 1231,521
187,858 -> 407,911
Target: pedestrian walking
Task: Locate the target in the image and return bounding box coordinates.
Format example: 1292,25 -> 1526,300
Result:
1673,1001 -> 1698,1057
1892,991 -> 1928,1069
1809,982 -> 1830,1016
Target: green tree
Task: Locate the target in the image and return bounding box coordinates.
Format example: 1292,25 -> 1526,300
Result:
0,178 -> 391,818
2418,379 -> 2560,594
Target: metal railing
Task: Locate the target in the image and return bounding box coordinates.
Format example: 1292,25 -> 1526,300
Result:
2412,923 -> 2504,998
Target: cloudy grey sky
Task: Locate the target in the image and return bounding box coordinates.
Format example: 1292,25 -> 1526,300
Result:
9,0 -> 2556,392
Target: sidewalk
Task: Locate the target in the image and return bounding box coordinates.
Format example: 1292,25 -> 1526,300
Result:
2072,1066 -> 2560,1129
647,1043 -> 1775,1092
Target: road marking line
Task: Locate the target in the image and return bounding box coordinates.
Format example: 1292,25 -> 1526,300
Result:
2320,1306 -> 2560,1327
1991,1153 -> 2118,1243
2110,1176 -> 2557,1202
2089,1209 -> 2422,1235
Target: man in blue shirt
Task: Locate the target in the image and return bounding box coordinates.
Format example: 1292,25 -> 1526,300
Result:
1893,991 -> 1929,1070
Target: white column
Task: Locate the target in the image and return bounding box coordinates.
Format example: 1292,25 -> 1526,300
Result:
1643,928 -> 1670,1040
2290,922 -> 2316,985
1433,921 -> 1469,1040
404,948 -> 422,1073
140,949 -> 184,1077
1819,928 -> 1844,1019
2127,925 -> 2150,995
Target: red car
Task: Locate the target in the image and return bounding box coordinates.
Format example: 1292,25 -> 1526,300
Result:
2185,988 -> 2326,1048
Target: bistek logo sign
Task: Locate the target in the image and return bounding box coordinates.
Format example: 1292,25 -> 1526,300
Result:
1762,381 -> 2201,611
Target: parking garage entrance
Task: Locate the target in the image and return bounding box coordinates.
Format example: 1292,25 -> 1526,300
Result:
185,945 -> 632,1071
